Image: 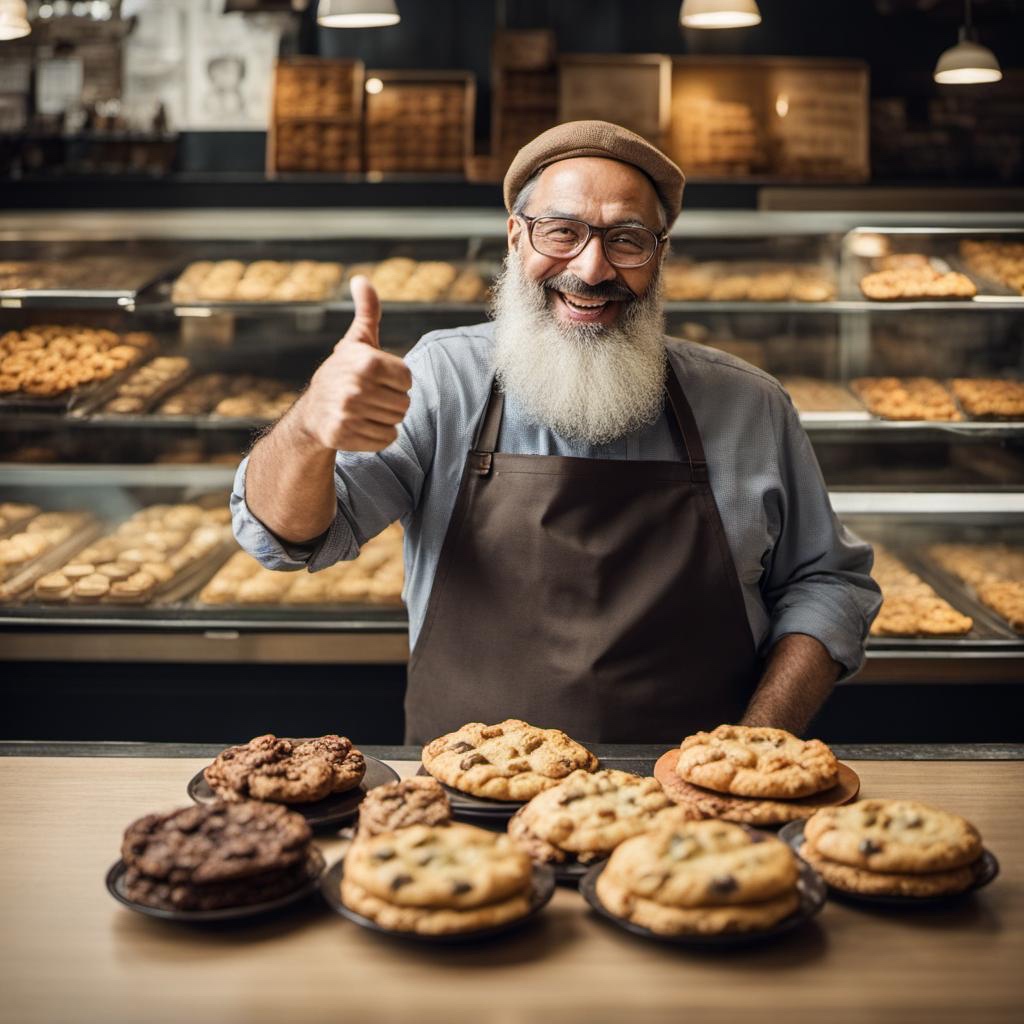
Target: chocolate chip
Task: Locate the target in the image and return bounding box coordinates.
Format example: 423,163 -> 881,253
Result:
451,880 -> 472,895
460,753 -> 489,770
390,874 -> 414,891
448,741 -> 474,754
904,814 -> 923,828
373,847 -> 396,861
523,736 -> 543,753
859,839 -> 882,855
863,814 -> 877,826
480,726 -> 504,739
710,874 -> 738,895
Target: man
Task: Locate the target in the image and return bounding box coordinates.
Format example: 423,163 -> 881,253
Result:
232,120 -> 881,744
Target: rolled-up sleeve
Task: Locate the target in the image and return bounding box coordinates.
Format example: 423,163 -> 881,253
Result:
229,344 -> 438,573
760,393 -> 882,679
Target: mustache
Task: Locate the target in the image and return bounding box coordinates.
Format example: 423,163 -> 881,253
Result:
542,272 -> 637,303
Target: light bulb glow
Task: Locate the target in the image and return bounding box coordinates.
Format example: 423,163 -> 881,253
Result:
365,77 -> 383,94
933,37 -> 1002,85
680,0 -> 761,29
775,93 -> 789,117
318,13 -> 399,26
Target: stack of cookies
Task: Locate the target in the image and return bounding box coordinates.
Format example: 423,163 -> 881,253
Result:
421,719 -> 599,802
508,769 -> 687,868
355,776 -> 451,838
341,822 -> 535,936
595,820 -> 802,936
660,725 -> 844,827
799,799 -> 986,898
204,733 -> 366,805
121,801 -> 314,912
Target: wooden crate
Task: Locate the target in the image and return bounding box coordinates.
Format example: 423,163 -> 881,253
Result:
491,29 -> 558,173
668,57 -> 869,182
558,54 -> 672,147
364,70 -> 475,175
267,57 -> 364,176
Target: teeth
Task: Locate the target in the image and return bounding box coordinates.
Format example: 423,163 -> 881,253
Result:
562,294 -> 607,310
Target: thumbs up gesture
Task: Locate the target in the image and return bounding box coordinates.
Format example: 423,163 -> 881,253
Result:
295,276 -> 413,452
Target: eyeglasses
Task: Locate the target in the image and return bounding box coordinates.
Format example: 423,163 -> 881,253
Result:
518,214 -> 667,269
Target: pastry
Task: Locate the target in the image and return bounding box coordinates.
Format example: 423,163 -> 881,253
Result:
343,822 -> 532,911
948,378 -> 1024,419
507,769 -> 676,865
869,545 -> 973,637
421,719 -> 599,801
860,266 -> 976,300
356,777 -> 451,838
803,800 -> 983,874
675,725 -> 839,799
204,733 -> 366,804
797,842 -> 980,897
120,801 -> 312,911
852,377 -> 963,422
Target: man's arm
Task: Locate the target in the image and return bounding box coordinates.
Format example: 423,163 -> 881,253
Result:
740,632 -> 841,733
244,276 -> 412,544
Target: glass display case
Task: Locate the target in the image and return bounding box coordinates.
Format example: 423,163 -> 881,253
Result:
1,208 -> 1022,684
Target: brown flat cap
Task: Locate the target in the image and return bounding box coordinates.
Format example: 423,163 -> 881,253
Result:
503,120 -> 686,224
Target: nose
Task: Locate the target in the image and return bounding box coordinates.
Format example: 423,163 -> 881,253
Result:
566,232 -> 617,286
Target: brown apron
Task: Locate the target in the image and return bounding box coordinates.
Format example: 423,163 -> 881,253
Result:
404,365 -> 760,744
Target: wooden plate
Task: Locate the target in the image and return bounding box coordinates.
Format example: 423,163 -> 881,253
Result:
654,748 -> 860,826
319,856 -> 556,943
188,754 -> 400,830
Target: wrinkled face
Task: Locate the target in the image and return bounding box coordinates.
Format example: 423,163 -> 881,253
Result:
507,157 -> 666,329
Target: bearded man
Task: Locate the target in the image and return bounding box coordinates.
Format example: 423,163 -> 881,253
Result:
232,120 -> 881,744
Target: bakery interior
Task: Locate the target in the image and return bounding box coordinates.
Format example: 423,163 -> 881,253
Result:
2,2 -> 1023,1021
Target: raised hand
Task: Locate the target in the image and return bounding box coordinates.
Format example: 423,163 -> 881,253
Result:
295,275 -> 413,452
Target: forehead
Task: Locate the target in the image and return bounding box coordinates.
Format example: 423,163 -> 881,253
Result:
526,157 -> 662,225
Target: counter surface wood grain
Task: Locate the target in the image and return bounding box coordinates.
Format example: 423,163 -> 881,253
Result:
1,756 -> 1021,1024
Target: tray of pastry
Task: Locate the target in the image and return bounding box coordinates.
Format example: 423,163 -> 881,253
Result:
951,240 -> 1024,301
915,540 -> 1024,637
80,355 -> 193,418
0,326 -> 157,413
0,510 -> 102,603
0,502 -> 41,539
195,523 -> 404,612
850,377 -> 1024,424
9,501 -> 235,611
338,258 -> 492,306
0,255 -> 175,308
863,540 -> 1018,647
165,259 -> 346,309
154,373 -> 300,423
662,261 -> 836,304
777,376 -> 871,421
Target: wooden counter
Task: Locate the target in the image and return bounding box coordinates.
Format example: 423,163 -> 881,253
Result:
1,754 -> 1021,1024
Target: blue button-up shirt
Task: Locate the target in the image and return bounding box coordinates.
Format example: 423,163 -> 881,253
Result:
231,322 -> 881,678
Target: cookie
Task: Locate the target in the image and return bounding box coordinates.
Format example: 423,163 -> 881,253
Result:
123,860 -> 310,911
344,823 -> 532,910
510,770 -> 675,860
356,777 -> 451,838
122,801 -> 311,885
676,725 -> 839,799
421,719 -> 598,801
204,733 -> 366,805
803,800 -> 983,874
658,770 -> 824,825
340,876 -> 531,935
797,842 -> 979,898
602,820 -> 798,908
595,870 -> 800,936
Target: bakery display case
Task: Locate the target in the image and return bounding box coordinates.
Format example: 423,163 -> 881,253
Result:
1,208 -> 1022,684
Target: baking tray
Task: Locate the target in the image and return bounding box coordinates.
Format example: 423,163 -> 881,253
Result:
0,356 -> 154,416
0,515 -> 103,603
0,257 -> 175,310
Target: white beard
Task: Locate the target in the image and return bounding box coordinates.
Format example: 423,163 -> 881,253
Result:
490,250 -> 667,445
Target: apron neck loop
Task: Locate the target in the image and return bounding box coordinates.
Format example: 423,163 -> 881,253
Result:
472,378 -> 505,475
665,365 -> 709,481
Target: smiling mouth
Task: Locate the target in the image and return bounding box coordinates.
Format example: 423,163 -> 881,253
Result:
554,291 -> 616,319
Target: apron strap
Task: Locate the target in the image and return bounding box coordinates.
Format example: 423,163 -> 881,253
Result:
473,368 -> 708,482
665,365 -> 709,482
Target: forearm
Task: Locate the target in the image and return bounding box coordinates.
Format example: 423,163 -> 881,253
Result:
244,401 -> 338,544
740,633 -> 841,734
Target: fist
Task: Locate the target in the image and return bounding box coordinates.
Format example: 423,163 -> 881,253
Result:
296,276 -> 413,452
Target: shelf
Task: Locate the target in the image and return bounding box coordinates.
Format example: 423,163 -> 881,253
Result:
0,463 -> 238,487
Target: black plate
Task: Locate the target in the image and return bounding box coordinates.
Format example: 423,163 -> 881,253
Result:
188,754 -> 400,829
414,766 -> 526,819
579,857 -> 826,947
319,856 -> 556,944
106,846 -> 326,922
779,819 -> 1000,906
553,858 -> 598,886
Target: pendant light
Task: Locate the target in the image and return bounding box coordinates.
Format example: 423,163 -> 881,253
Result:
679,0 -> 761,30
933,0 -> 1002,85
0,0 -> 30,41
317,0 -> 399,28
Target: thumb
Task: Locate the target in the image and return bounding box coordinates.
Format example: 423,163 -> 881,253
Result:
343,274 -> 381,349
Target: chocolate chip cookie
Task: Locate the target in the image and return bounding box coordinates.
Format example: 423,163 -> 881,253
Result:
122,801 -> 311,898
204,733 -> 366,804
356,777 -> 451,838
676,725 -> 839,799
344,823 -> 532,910
803,799 -> 983,873
421,719 -> 598,801
507,769 -> 677,865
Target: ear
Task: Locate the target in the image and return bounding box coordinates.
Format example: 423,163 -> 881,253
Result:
507,215 -> 521,253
